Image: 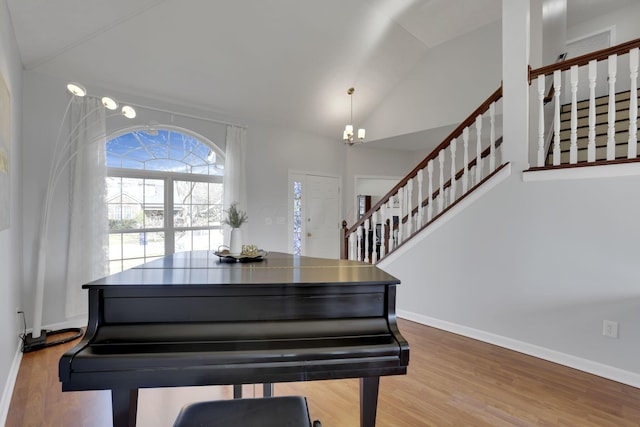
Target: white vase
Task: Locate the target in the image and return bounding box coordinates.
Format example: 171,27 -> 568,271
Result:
229,228 -> 242,255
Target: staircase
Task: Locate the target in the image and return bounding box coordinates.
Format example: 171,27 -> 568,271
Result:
547,89 -> 640,165
342,37 -> 640,264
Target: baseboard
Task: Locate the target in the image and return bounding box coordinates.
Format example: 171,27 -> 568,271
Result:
0,339 -> 24,426
397,309 -> 640,389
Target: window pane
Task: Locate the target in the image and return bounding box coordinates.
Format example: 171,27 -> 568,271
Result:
175,230 -> 192,252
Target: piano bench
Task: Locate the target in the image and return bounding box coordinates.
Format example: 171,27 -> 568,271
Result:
173,396 -> 322,427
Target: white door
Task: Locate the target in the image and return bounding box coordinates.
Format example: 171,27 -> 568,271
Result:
289,173 -> 341,259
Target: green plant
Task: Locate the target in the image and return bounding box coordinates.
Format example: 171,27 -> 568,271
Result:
223,202 -> 248,228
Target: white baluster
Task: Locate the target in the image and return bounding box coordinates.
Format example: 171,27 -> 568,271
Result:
587,60 -> 597,162
406,179 -> 413,237
607,54 -> 618,160
553,70 -> 562,165
356,225 -> 363,262
537,75 -> 546,166
569,65 -> 579,164
462,127 -> 470,192
372,211 -> 378,263
379,206 -> 386,259
489,102 -> 496,172
397,189 -> 403,244
349,230 -> 356,261
449,139 -> 457,205
475,115 -> 483,182
363,218 -> 370,264
427,160 -> 434,223
417,169 -> 424,228
628,48 -> 638,159
438,150 -> 445,214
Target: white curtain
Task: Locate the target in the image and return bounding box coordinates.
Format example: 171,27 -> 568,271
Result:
223,125 -> 247,244
65,97 -> 109,319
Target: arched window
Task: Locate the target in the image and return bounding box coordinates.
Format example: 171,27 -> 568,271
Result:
106,128 -> 224,273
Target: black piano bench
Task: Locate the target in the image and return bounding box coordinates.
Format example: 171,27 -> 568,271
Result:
172,396 -> 322,427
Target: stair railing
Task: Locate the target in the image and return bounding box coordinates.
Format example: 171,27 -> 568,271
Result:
529,37 -> 640,167
341,86 -> 504,263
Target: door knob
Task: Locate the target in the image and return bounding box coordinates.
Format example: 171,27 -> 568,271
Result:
307,233 -> 312,237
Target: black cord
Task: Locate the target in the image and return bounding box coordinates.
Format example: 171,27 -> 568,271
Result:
17,310 -> 84,353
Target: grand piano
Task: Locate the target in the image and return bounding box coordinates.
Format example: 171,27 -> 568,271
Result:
59,251 -> 409,427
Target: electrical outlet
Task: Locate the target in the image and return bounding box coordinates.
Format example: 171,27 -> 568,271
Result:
603,320 -> 619,338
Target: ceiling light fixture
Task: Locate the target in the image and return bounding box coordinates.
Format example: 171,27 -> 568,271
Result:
343,87 -> 365,145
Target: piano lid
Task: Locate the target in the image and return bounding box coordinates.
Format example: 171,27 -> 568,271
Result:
84,251 -> 400,289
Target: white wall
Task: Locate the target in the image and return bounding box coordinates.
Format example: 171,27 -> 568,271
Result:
568,1 -> 640,45
383,171 -> 640,382
0,0 -> 23,422
363,20 -> 503,142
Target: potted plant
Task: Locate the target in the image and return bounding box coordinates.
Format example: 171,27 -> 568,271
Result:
224,202 -> 248,255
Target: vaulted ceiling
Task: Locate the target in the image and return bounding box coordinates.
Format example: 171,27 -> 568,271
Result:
6,0 -> 636,142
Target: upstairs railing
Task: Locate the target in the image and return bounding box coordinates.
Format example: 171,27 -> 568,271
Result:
529,37 -> 640,168
341,86 -> 505,263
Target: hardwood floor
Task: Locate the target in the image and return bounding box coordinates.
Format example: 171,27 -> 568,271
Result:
6,319 -> 640,426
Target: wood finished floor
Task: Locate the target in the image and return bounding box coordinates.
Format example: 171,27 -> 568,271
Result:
6,319 -> 640,426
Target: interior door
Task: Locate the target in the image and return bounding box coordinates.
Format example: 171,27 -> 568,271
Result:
305,175 -> 340,259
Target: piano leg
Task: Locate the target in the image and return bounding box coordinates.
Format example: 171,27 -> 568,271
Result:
233,384 -> 243,399
360,377 -> 380,427
263,383 -> 274,397
111,388 -> 138,427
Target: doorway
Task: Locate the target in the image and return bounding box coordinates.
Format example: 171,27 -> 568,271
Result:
288,172 -> 341,259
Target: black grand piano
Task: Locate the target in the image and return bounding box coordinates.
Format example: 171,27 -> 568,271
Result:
59,251 -> 409,427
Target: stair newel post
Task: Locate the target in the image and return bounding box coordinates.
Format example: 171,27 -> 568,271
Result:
490,103 -> 497,170
427,160 -> 434,223
341,220 -> 348,259
449,139 -> 457,205
363,217 -> 370,264
628,48 -> 638,159
475,115 -> 483,183
536,75 -> 546,167
587,60 -> 597,162
569,65 -> 579,164
438,150 -> 445,214
553,70 -> 562,165
462,127 -> 470,192
607,54 -> 618,161
417,169 -> 424,229
406,179 -> 413,237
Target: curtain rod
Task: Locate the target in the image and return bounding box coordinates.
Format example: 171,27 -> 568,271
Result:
85,94 -> 248,129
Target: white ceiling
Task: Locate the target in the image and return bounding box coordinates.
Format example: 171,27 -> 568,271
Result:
6,0 -> 636,148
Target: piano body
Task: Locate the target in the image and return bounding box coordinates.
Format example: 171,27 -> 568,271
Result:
59,251 -> 409,427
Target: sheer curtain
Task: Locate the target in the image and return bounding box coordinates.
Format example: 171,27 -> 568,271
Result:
223,125 -> 247,243
65,97 -> 109,319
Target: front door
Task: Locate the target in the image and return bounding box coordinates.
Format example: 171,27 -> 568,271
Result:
289,173 -> 341,259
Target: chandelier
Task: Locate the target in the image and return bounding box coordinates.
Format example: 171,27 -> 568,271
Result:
343,87 -> 365,145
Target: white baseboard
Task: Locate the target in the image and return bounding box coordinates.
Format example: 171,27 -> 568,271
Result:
398,309 -> 640,389
0,339 -> 23,427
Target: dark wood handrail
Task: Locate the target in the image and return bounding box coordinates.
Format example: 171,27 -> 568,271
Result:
529,37 -> 640,81
345,85 -> 503,236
